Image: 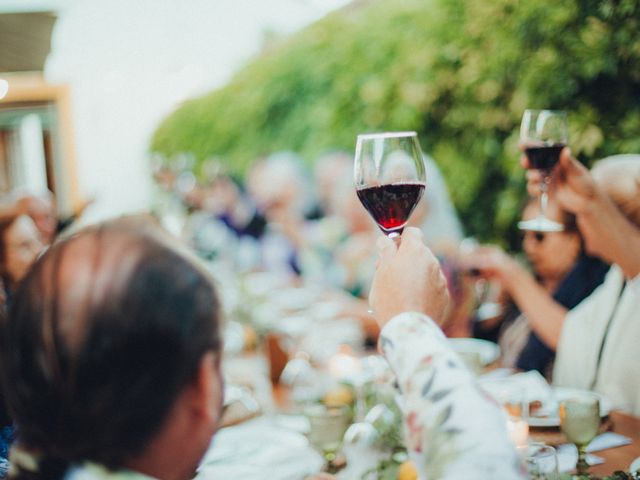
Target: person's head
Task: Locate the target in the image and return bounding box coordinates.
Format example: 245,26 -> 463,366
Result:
521,198 -> 581,284
313,151 -> 352,214
0,215 -> 43,289
248,152 -> 312,219
0,217 -> 224,479
331,174 -> 375,234
17,192 -> 58,245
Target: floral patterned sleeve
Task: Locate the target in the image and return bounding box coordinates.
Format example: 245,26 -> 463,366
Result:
379,312 -> 526,480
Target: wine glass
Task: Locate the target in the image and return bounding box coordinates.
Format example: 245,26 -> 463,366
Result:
304,404 -> 351,471
559,394 -> 601,476
516,443 -> 559,479
354,131 -> 426,239
518,109 -> 568,232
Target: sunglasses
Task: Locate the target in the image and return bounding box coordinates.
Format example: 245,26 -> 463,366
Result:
524,231 -> 547,243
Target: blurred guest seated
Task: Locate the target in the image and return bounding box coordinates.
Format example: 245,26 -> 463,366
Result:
0,190 -> 93,245
308,151 -> 353,220
407,155 -> 466,336
0,214 -> 43,474
0,221 -> 524,479
525,151 -> 640,414
0,215 -> 44,306
408,154 -> 464,253
247,152 -> 315,277
463,198 -> 608,375
205,174 -> 266,240
0,390 -> 12,477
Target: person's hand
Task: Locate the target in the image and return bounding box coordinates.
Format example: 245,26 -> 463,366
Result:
553,147 -> 599,215
305,474 -> 337,480
524,147 -> 599,214
369,227 -> 449,327
458,245 -> 515,284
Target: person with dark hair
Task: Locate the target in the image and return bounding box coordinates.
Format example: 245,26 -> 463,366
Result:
0,220 -> 524,480
0,218 -> 223,479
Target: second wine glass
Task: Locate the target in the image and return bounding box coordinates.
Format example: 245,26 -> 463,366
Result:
518,109 -> 568,232
354,131 -> 426,239
559,394 -> 601,476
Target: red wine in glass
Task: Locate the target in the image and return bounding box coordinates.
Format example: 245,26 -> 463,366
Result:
356,182 -> 425,236
524,142 -> 566,171
518,110 -> 568,232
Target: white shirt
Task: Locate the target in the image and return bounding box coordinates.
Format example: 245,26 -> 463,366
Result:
554,265 -> 640,415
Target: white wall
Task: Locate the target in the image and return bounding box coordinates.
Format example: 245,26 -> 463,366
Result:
15,0 -> 351,223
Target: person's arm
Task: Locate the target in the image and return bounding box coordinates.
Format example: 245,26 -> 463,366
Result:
370,228 -> 524,480
527,148 -> 640,279
462,246 -> 567,349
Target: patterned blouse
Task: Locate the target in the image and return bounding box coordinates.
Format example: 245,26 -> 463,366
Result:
379,312 -> 526,479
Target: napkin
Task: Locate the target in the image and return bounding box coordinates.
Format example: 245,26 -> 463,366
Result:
556,444 -> 604,473
479,370 -> 553,405
555,433 -> 632,473
586,432 -> 632,453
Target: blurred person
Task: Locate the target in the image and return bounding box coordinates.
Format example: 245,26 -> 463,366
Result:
523,151 -> 640,414
408,155 -> 464,253
0,220 -> 524,480
0,215 -> 44,306
0,215 -> 43,475
308,151 -> 353,219
246,152 -> 314,276
466,198 -> 608,373
0,218 -> 224,480
203,174 -> 266,240
406,155 -> 465,336
13,191 -> 92,245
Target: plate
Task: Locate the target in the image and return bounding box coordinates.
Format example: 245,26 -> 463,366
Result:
448,338 -> 500,366
527,387 -> 612,428
198,419 -> 324,479
630,456 -> 640,473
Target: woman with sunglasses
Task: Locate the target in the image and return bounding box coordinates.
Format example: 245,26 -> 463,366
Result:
465,197 -> 609,375
525,151 -> 640,415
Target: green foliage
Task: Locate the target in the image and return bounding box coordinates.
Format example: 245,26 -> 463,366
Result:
151,0 -> 640,243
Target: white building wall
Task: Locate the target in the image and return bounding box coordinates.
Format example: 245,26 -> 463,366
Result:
5,0 -> 351,223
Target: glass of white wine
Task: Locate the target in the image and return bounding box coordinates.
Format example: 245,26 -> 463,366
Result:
305,404 -> 351,471
559,394 -> 601,475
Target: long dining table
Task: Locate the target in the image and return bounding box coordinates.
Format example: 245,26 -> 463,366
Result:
590,411 -> 640,476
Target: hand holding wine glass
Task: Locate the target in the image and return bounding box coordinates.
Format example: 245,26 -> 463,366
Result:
518,109 -> 569,232
369,227 -> 449,326
354,132 -> 426,238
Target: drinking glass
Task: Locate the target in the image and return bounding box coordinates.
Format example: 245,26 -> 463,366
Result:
518,109 -> 568,232
305,404 -> 351,470
516,443 -> 559,479
354,131 -> 426,238
559,394 -> 600,475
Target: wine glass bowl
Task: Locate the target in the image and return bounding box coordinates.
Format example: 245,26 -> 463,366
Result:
304,404 -> 351,467
559,394 -> 601,475
518,109 -> 568,233
354,132 -> 426,238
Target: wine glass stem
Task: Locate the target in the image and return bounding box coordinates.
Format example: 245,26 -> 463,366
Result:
576,444 -> 589,475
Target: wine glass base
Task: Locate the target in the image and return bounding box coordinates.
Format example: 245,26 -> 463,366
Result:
518,217 -> 564,232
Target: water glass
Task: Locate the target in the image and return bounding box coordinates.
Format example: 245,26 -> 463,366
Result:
305,404 -> 351,465
559,394 -> 600,475
517,443 -> 559,479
